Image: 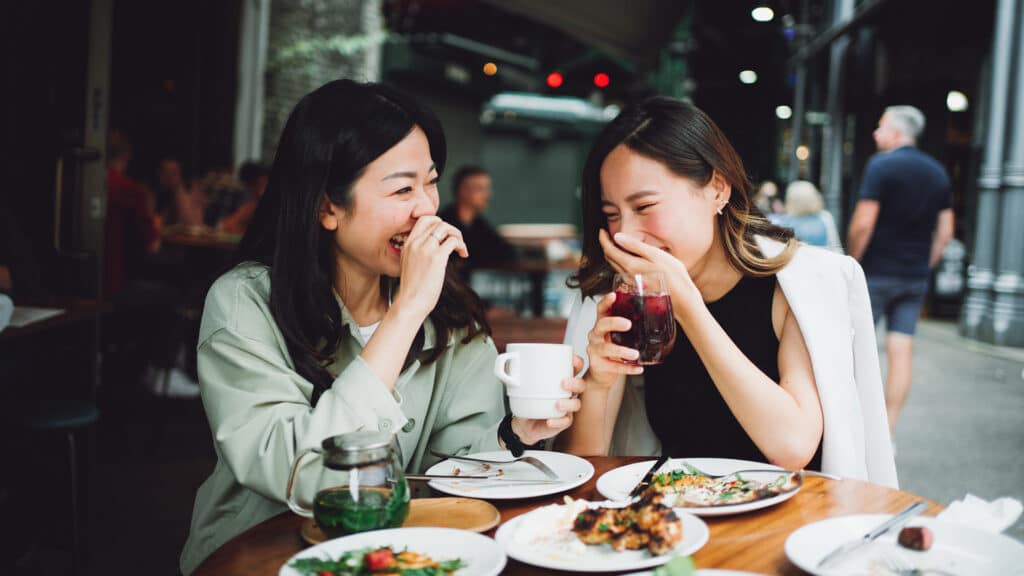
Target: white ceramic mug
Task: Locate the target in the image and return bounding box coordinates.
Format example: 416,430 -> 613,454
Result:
493,343 -> 572,419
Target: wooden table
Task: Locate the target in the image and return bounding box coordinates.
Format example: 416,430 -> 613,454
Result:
193,456 -> 942,575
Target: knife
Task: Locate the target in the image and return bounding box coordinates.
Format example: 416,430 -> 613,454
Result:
817,501 -> 929,569
629,455 -> 670,498
406,474 -> 563,485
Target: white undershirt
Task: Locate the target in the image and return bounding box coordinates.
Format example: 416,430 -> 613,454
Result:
356,321 -> 381,346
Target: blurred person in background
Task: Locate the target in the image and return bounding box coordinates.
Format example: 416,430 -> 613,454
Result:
780,180 -> 842,252
438,164 -> 516,272
848,105 -> 954,434
752,180 -> 784,217
105,131 -> 161,297
152,156 -> 206,228
216,161 -> 269,234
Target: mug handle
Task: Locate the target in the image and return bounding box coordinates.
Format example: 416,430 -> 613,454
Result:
286,446 -> 322,518
493,351 -> 520,389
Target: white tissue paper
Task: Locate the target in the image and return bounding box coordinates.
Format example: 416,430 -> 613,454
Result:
937,494 -> 1023,533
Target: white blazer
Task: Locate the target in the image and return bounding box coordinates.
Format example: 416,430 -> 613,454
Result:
563,238 -> 898,488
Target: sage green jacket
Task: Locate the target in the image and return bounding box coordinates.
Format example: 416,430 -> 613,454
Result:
180,264 -> 503,574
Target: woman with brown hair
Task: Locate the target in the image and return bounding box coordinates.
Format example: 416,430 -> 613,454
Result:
560,97 -> 896,486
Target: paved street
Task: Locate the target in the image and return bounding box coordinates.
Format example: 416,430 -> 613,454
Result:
887,318 -> 1024,540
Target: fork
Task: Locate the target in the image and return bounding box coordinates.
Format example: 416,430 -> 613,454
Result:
879,551 -> 957,576
671,460 -> 839,481
429,449 -> 560,480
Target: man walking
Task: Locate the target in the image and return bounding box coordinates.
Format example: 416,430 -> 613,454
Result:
848,105 -> 955,433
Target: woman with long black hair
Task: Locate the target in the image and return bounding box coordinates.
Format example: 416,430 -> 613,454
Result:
180,80 -> 581,573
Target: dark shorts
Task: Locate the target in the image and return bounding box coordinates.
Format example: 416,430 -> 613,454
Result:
866,275 -> 930,335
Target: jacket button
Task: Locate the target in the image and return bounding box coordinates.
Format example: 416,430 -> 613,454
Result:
378,419 -> 392,431
401,418 -> 416,433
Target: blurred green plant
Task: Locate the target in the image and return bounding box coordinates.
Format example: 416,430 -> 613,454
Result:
268,31 -> 390,71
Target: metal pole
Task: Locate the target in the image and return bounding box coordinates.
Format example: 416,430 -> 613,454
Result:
961,0 -> 1017,341
990,1 -> 1024,347
788,0 -> 810,185
821,0 -> 854,222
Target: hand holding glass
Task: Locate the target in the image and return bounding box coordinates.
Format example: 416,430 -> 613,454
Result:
609,272 -> 677,365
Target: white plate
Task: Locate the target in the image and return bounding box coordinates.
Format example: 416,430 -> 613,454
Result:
494,500 -> 709,572
627,571 -> 766,576
785,514 -> 1024,576
596,457 -> 799,517
278,527 -> 506,576
426,450 -> 594,500
626,565 -> 765,569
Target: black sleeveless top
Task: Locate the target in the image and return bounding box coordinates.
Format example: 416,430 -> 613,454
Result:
644,274 -> 823,470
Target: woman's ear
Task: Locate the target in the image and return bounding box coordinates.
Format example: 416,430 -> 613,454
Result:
319,196 -> 339,231
709,170 -> 732,206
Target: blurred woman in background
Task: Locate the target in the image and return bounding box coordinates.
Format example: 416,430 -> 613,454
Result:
780,180 -> 842,252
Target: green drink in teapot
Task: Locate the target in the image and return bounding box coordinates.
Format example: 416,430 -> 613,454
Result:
287,431 -> 409,538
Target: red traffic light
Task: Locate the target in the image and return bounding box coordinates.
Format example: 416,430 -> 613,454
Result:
546,72 -> 564,89
593,72 -> 610,88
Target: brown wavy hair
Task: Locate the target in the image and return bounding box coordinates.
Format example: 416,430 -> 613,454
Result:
570,96 -> 799,298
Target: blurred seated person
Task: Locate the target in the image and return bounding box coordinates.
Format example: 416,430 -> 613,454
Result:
779,180 -> 842,253
438,165 -> 516,270
216,161 -> 268,234
153,156 -> 206,228
753,180 -> 784,217
106,131 -> 161,297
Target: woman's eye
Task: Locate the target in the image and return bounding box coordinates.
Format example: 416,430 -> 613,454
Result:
395,186 -> 413,195
428,177 -> 439,185
603,212 -> 620,221
636,204 -> 655,213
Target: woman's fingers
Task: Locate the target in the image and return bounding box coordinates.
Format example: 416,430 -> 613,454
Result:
595,341 -> 640,363
544,416 -> 573,430
561,376 -> 586,395
556,396 -> 582,413
599,229 -> 645,270
593,315 -> 631,337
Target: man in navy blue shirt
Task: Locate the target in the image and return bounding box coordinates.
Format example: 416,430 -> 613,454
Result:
848,106 -> 955,434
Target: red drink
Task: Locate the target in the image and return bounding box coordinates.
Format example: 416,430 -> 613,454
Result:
609,290 -> 677,365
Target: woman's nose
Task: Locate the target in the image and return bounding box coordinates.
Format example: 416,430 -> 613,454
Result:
411,187 -> 437,218
618,215 -> 643,238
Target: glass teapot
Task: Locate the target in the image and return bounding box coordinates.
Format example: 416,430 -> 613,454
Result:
286,431 -> 409,538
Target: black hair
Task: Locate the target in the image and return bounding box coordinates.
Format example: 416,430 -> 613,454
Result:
234,79 -> 489,404
239,161 -> 269,185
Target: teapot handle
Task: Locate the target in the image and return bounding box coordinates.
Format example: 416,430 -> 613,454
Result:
286,446 -> 321,518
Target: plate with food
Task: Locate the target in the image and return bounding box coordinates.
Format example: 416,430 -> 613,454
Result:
425,450 -> 594,500
596,458 -> 802,516
785,514 -> 1024,576
494,495 -> 709,572
280,527 -> 506,576
627,558 -> 767,576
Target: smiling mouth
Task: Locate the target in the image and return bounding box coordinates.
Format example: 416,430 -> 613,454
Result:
389,232 -> 409,251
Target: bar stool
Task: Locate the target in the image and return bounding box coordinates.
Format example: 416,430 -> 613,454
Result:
23,400 -> 99,576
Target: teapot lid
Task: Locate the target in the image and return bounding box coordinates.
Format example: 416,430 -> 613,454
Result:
332,430 -> 391,452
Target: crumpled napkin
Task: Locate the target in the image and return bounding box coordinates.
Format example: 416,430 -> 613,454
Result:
937,493 -> 1023,533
